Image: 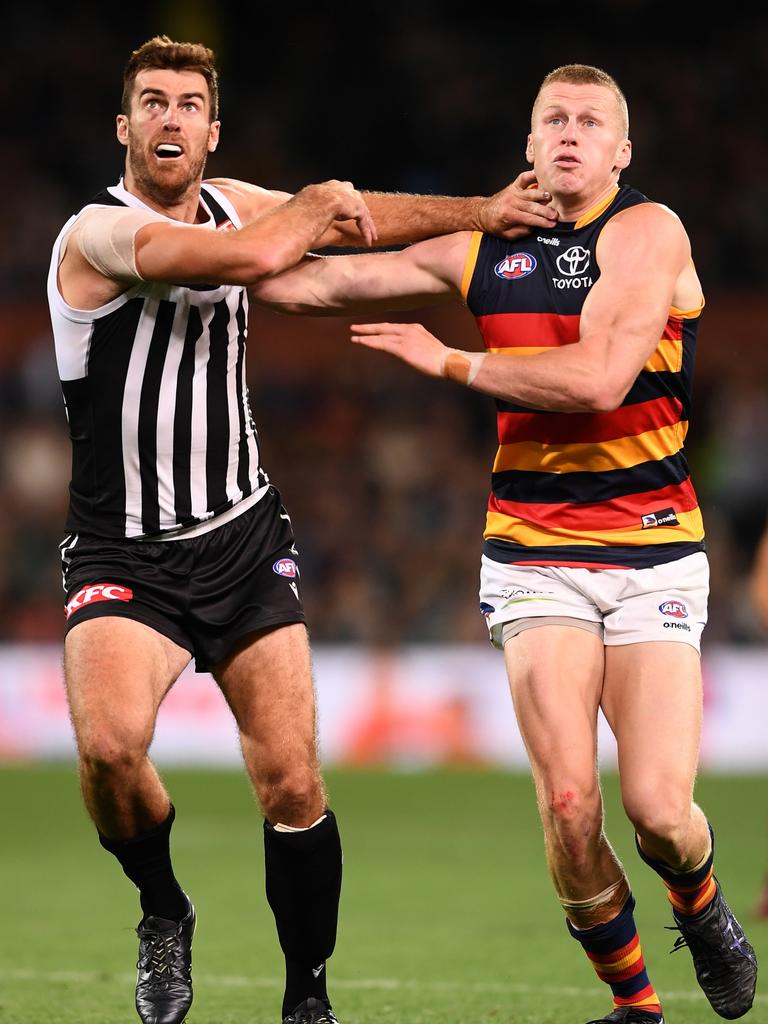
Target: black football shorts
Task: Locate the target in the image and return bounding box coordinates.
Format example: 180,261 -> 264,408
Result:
61,486 -> 306,671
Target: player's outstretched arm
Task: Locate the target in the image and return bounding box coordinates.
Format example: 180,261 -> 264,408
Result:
59,180 -> 378,310
323,170 -> 559,247
251,232 -> 470,315
351,204 -> 695,413
135,179 -> 376,284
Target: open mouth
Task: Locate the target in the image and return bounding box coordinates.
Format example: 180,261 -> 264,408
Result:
155,143 -> 183,160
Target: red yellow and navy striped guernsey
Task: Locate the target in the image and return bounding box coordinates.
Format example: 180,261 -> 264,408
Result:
462,184 -> 705,570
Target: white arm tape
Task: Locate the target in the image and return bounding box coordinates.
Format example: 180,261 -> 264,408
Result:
73,206 -> 161,281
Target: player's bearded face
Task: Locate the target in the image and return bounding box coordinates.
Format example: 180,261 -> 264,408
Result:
126,121 -> 210,204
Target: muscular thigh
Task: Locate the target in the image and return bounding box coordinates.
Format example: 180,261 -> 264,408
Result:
213,622 -> 318,770
504,625 -> 605,794
65,617 -> 192,750
602,642 -> 702,810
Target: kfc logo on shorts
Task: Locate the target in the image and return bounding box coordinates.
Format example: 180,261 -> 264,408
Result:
659,600 -> 688,619
65,583 -> 133,620
273,558 -> 298,578
494,253 -> 537,280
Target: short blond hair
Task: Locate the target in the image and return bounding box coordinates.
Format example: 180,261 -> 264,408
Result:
122,35 -> 219,122
533,64 -> 629,137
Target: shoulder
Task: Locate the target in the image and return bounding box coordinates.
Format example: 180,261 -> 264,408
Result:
203,177 -> 292,223
598,201 -> 690,263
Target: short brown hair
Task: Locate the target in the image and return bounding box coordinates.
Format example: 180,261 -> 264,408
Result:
533,64 -> 628,136
122,35 -> 219,121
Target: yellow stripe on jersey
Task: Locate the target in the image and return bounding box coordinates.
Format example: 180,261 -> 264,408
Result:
644,336 -> 683,373
485,507 -> 705,547
574,186 -> 620,230
486,347 -> 551,357
492,421 -> 685,475
460,231 -> 483,301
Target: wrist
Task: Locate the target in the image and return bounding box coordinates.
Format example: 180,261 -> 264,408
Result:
467,196 -> 487,233
439,348 -> 486,386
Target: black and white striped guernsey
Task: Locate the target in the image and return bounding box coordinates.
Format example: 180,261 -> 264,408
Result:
47,180 -> 269,540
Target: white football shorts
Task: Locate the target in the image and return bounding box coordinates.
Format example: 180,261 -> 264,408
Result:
479,551 -> 709,652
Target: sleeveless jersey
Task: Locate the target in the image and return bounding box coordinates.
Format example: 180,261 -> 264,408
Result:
47,180 -> 269,540
463,184 -> 705,569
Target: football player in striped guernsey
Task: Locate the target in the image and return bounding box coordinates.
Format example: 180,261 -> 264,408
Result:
47,34 -> 561,1024
253,64 -> 757,1024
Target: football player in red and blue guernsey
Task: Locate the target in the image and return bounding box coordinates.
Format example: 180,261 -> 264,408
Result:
253,64 -> 758,1024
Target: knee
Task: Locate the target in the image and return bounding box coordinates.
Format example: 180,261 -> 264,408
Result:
624,790 -> 692,852
77,722 -> 153,781
258,764 -> 325,825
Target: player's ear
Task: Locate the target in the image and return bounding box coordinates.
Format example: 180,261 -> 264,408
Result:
116,114 -> 128,148
207,120 -> 221,153
525,133 -> 534,165
615,137 -> 632,171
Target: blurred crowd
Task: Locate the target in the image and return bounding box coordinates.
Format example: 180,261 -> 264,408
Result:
1,3 -> 767,647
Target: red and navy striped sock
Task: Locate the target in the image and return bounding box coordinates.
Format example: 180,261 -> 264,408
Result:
636,824 -> 716,918
567,895 -> 663,1020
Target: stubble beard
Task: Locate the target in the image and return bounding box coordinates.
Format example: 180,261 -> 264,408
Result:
127,127 -> 209,207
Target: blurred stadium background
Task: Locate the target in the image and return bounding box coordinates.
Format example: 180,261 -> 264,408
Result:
1,3 -> 768,1022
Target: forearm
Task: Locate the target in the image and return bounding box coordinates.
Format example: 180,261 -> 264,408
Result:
238,190 -> 352,278
326,192 -> 484,247
450,347 -> 608,412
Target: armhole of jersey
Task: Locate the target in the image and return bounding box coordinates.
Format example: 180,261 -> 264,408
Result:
460,230 -> 483,302
201,182 -> 243,229
47,206 -> 140,324
671,260 -> 705,318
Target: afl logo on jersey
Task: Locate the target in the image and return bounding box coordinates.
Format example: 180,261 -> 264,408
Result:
273,558 -> 298,578
494,253 -> 537,280
659,600 -> 688,619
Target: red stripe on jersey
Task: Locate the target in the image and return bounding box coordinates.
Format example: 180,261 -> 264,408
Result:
497,396 -> 684,445
663,316 -> 683,340
488,479 -> 698,531
477,312 -> 580,349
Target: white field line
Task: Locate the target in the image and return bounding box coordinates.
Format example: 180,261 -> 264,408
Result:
0,968 -> 765,1004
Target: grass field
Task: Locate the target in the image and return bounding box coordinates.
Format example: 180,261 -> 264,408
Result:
0,765 -> 766,1024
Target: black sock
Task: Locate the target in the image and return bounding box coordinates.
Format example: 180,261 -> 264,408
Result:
99,804 -> 188,922
264,809 -> 342,1017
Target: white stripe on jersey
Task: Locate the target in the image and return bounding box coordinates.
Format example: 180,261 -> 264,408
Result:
240,339 -> 261,477
155,299 -> 190,529
189,302 -> 213,523
122,297 -> 160,537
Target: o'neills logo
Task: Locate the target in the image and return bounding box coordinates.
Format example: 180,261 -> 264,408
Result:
65,583 -> 133,620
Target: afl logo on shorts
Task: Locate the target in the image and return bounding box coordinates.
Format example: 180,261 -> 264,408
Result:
494,253 -> 537,280
273,558 -> 298,578
659,600 -> 688,619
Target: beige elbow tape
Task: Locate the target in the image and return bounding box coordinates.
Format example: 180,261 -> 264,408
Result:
74,206 -> 160,281
440,348 -> 486,386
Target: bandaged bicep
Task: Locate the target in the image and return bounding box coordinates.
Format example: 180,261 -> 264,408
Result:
71,207 -> 161,281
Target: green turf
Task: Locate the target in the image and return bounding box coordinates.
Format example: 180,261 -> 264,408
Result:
0,764 -> 766,1023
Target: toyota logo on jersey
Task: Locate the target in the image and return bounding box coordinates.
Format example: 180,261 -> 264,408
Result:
494,253 -> 537,280
556,246 -> 591,277
65,583 -> 134,620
